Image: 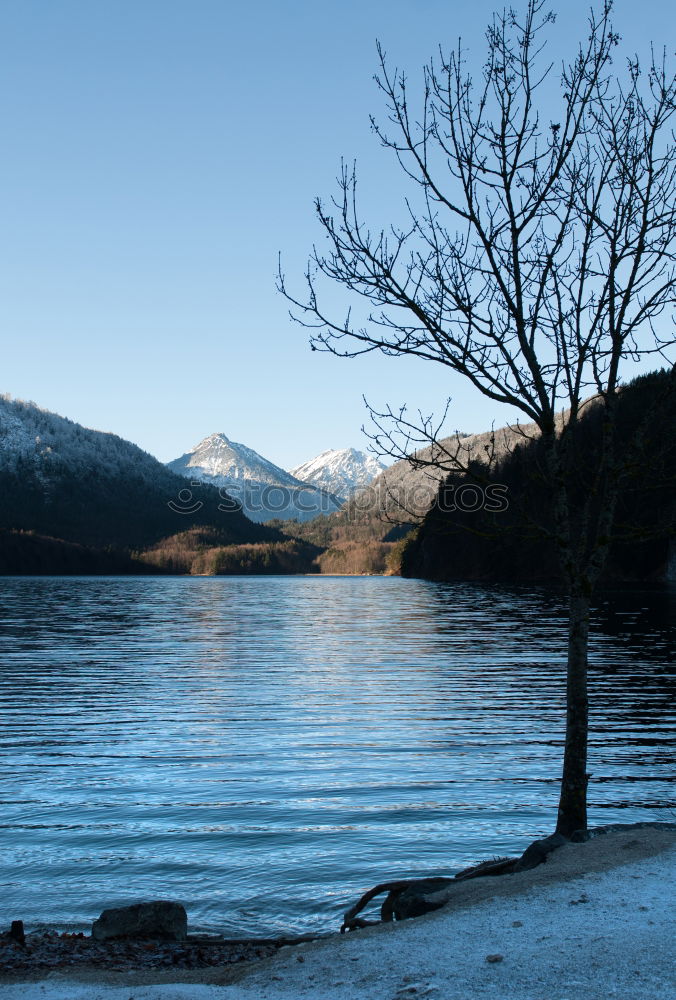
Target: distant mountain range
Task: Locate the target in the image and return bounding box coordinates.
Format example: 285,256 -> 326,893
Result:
166,433 -> 344,523
0,397 -> 388,550
166,437 -> 385,523
2,376 -> 671,580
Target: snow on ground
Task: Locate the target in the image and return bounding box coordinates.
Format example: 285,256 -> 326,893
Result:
4,829 -> 675,1000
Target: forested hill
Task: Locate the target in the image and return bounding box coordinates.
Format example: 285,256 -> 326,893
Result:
0,395 -> 276,552
401,369 -> 676,584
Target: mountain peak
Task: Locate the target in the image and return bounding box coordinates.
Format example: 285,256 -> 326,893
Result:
290,448 -> 386,498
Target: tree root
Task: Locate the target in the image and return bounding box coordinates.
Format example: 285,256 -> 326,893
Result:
340,856 -> 518,933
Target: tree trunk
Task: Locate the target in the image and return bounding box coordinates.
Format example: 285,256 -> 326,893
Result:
556,592 -> 590,836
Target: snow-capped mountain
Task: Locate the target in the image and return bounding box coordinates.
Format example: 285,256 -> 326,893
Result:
167,433 -> 344,523
290,448 -> 387,499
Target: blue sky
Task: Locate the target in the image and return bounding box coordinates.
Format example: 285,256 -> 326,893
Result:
0,0 -> 672,468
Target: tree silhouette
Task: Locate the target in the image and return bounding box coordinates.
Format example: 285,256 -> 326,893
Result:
279,0 -> 676,835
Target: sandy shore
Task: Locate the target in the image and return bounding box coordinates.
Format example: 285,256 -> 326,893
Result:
3,827 -> 675,1000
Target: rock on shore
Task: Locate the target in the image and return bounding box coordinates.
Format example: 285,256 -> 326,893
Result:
91,901 -> 187,942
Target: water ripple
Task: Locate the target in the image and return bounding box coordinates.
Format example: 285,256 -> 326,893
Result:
0,576 -> 673,936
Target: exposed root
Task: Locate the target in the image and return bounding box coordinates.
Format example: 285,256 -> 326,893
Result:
340,857 -> 518,933
341,880 -> 415,933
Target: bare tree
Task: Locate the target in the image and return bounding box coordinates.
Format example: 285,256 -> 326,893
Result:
279,0 -> 676,835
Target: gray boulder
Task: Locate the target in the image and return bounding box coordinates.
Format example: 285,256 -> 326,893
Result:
91,900 -> 187,941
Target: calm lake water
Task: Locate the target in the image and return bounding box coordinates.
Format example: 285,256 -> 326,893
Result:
0,576 -> 673,937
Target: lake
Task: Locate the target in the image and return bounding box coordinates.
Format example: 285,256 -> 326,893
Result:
0,576 -> 673,937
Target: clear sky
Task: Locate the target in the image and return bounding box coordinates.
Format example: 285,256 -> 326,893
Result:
0,0 -> 672,468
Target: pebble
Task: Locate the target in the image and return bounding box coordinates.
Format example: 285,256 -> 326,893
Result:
0,929 -> 281,973
486,953 -> 504,963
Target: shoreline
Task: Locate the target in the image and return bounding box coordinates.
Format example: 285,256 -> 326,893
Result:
3,825 -> 675,999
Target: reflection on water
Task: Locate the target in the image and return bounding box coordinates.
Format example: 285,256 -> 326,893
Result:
0,576 -> 673,936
